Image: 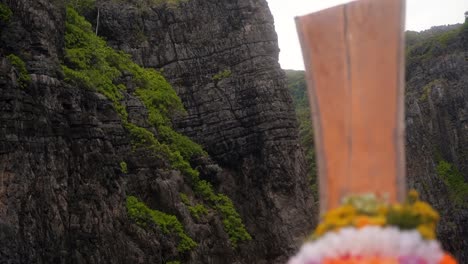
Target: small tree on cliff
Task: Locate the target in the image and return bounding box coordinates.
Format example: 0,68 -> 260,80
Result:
69,0 -> 101,35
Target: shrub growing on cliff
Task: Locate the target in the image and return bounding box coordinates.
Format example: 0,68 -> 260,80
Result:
126,196 -> 197,252
120,161 -> 128,173
111,0 -> 188,10
63,7 -> 205,160
212,69 -> 232,82
180,193 -> 208,220
436,160 -> 468,207
69,0 -> 96,14
64,8 -> 185,149
188,204 -> 208,220
419,79 -> 445,101
193,179 -> 252,247
406,25 -> 465,66
215,194 -> 252,247
0,3 -> 12,24
179,177 -> 251,247
7,54 -> 31,89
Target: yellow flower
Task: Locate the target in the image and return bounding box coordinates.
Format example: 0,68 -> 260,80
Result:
324,204 -> 356,220
417,224 -> 436,239
311,191 -> 441,240
377,205 -> 388,216
407,189 -> 420,204
354,215 -> 386,228
368,216 -> 386,226
412,201 -> 440,222
354,216 -> 371,228
314,223 -> 328,236
391,204 -> 403,212
332,217 -> 352,228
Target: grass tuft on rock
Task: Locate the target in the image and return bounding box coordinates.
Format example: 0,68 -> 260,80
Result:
0,3 -> 12,24
120,161 -> 128,173
212,69 -> 231,82
126,196 -> 197,252
180,193 -> 209,220
436,160 -> 468,207
7,54 -> 31,89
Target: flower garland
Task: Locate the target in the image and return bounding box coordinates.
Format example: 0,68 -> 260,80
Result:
288,191 -> 458,264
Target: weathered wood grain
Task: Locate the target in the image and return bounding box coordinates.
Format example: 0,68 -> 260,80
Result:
296,0 -> 406,213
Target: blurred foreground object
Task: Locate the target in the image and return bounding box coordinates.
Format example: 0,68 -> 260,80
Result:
296,0 -> 406,212
288,191 -> 457,264
291,0 -> 458,263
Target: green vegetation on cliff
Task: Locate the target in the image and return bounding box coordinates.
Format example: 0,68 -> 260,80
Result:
285,70 -> 318,197
126,196 -> 197,252
69,0 -> 96,14
63,6 -> 250,248
69,0 -> 187,15
212,69 -> 232,82
436,160 -> 468,207
180,193 -> 209,220
0,3 -> 12,24
419,79 -> 444,101
194,179 -> 252,247
6,54 -> 31,88
120,161 -> 128,173
406,19 -> 468,67
63,7 -> 203,166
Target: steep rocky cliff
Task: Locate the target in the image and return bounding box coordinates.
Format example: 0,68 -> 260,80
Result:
405,22 -> 468,262
96,0 -> 316,259
285,21 -> 468,262
0,0 -> 315,263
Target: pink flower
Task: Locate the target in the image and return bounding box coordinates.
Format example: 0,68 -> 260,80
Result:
398,256 -> 427,264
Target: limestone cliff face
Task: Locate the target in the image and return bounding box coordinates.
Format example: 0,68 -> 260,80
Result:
405,23 -> 468,262
0,0 -> 314,263
96,0 -> 315,262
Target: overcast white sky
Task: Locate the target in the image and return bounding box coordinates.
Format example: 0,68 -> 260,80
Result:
267,0 -> 468,70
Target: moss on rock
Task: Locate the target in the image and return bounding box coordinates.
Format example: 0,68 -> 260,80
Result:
7,54 -> 31,89
126,196 -> 197,252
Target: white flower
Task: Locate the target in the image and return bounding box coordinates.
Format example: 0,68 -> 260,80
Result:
287,256 -> 301,264
287,227 -> 445,264
421,240 -> 444,264
398,230 -> 422,256
299,243 -> 322,263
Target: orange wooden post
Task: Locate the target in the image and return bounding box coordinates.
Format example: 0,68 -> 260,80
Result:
296,0 -> 406,213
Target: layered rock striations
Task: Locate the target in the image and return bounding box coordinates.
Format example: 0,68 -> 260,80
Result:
0,0 -> 315,263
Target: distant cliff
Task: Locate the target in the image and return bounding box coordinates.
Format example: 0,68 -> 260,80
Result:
0,0 -> 314,263
405,21 -> 468,262
286,20 -> 468,262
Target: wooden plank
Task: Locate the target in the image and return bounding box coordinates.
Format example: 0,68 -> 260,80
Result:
296,0 -> 406,213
